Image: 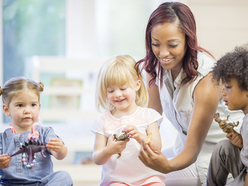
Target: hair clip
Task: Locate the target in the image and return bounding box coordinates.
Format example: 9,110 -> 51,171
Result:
138,74 -> 142,80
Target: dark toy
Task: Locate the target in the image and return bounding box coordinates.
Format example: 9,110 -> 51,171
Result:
113,133 -> 129,158
10,139 -> 47,163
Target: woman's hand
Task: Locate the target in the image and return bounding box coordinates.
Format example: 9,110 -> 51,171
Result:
226,129 -> 243,149
139,140 -> 171,174
0,154 -> 11,168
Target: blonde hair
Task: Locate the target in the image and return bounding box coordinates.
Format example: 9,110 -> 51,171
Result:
95,54 -> 148,112
0,77 -> 44,106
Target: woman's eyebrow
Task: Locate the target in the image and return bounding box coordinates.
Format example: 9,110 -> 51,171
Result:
151,37 -> 180,42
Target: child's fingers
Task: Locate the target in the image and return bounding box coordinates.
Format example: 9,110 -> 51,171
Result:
109,135 -> 115,141
47,143 -> 62,148
122,125 -> 137,133
122,128 -> 130,133
48,138 -> 61,143
232,136 -> 240,144
226,133 -> 232,139
0,155 -> 11,167
47,138 -> 63,146
6,155 -> 12,160
46,140 -> 63,150
46,144 -> 62,152
0,154 -> 11,160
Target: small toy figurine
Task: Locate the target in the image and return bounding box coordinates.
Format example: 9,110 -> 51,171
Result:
213,113 -> 239,133
146,133 -> 152,144
113,133 -> 129,158
10,139 -> 47,167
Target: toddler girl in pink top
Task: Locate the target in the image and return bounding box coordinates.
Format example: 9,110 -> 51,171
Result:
91,54 -> 165,186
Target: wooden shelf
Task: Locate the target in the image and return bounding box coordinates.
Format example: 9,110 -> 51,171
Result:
42,87 -> 95,95
30,56 -> 102,121
40,109 -> 101,121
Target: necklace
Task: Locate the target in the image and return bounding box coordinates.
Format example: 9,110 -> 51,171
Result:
20,142 -> 37,168
9,123 -> 40,168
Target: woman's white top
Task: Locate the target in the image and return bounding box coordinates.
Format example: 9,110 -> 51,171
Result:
156,52 -> 244,155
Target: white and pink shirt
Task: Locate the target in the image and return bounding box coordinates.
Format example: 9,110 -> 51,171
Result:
91,106 -> 165,186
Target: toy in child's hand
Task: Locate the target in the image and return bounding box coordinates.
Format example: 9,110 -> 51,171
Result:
146,133 -> 152,144
10,139 -> 47,163
213,113 -> 239,133
113,133 -> 129,159
113,133 -> 129,141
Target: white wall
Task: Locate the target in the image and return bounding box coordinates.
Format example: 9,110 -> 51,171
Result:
65,0 -> 182,61
65,0 -> 248,61
189,0 -> 248,59
66,0 -> 97,59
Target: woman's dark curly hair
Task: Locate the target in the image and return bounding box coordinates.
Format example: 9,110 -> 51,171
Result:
212,44 -> 248,91
136,2 -> 213,87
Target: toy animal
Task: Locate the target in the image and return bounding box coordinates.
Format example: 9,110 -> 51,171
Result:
10,139 -> 47,163
213,113 -> 239,133
146,132 -> 152,144
113,133 -> 129,158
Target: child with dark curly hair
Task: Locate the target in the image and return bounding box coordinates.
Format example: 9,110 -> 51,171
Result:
207,44 -> 248,186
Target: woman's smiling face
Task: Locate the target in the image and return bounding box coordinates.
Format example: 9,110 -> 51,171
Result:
151,21 -> 187,79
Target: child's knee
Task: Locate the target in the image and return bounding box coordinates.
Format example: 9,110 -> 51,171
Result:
57,170 -> 70,176
55,170 -> 73,184
214,139 -> 236,157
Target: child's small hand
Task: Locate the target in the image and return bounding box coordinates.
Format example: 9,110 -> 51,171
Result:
46,138 -> 64,153
106,135 -> 128,155
123,125 -> 140,141
226,129 -> 243,149
0,154 -> 11,168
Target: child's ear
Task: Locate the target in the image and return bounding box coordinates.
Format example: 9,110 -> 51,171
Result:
3,104 -> 10,116
135,80 -> 141,91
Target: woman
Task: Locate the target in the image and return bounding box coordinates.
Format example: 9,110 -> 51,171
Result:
136,2 -> 243,186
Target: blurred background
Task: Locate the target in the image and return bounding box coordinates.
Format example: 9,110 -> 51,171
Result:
0,0 -> 247,185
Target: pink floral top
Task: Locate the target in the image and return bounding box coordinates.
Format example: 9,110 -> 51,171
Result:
91,106 -> 165,186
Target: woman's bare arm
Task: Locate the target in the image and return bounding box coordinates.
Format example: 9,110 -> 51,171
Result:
169,73 -> 222,170
139,73 -> 222,173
